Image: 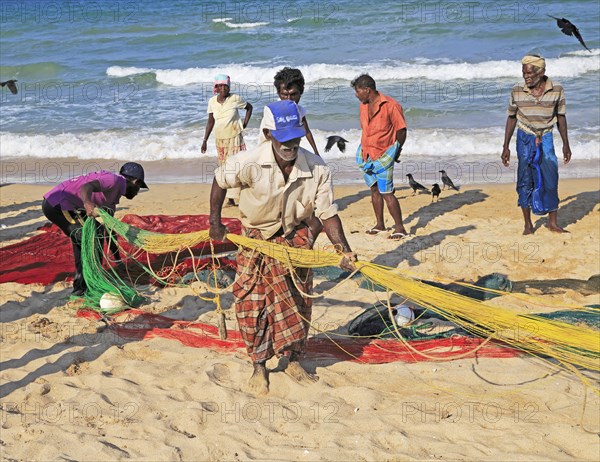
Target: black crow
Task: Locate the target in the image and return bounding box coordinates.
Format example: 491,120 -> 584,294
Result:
406,173 -> 429,195
0,80 -> 18,95
324,135 -> 349,153
439,170 -> 460,191
548,15 -> 591,52
431,183 -> 441,202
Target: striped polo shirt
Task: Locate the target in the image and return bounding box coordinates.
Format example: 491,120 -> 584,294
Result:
507,77 -> 566,132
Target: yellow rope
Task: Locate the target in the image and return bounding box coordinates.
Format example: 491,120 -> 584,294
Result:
96,210 -> 600,385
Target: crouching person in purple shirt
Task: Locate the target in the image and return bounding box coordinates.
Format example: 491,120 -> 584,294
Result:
41,162 -> 148,296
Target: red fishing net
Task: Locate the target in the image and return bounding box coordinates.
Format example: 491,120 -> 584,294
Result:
0,214 -> 241,285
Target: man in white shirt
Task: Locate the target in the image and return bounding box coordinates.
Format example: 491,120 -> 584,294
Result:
209,100 -> 356,395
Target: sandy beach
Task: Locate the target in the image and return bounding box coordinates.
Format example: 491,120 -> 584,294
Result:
1,178 -> 599,461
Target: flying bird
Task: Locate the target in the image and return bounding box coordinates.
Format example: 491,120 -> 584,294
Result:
431,183 -> 441,202
548,15 -> 591,52
439,170 -> 460,191
406,174 -> 429,195
324,135 -> 349,153
1,80 -> 18,95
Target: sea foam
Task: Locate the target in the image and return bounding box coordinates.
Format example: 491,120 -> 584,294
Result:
2,127 -> 597,162
106,52 -> 600,86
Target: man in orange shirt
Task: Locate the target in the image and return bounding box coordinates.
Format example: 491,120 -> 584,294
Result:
351,74 -> 409,239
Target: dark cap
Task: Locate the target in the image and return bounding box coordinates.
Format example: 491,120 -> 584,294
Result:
119,162 -> 148,189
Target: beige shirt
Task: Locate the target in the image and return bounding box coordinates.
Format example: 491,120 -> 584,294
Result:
214,141 -> 338,239
207,93 -> 248,139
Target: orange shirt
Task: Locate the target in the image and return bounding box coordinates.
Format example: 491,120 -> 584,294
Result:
359,93 -> 406,161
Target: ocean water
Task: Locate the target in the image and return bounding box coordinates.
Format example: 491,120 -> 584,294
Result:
0,0 -> 599,184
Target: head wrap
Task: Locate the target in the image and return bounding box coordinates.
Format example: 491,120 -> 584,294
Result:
521,55 -> 546,70
213,74 -> 230,93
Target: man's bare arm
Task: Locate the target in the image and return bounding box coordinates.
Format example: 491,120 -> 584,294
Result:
394,128 -> 407,161
303,117 -> 320,156
501,116 -> 517,167
322,215 -> 356,272
556,114 -> 571,164
395,127 -> 407,147
243,103 -> 253,129
80,180 -> 103,216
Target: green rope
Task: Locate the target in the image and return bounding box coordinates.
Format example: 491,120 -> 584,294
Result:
81,217 -> 144,313
96,210 -> 149,248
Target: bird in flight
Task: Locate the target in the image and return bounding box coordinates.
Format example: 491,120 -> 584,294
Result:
1,80 -> 18,95
324,135 -> 349,153
548,15 -> 591,52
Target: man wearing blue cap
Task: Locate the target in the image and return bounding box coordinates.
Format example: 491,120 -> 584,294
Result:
209,100 -> 357,395
42,162 -> 148,296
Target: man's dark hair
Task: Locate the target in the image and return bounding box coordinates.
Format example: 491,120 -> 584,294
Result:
350,74 -> 376,91
274,67 -> 305,94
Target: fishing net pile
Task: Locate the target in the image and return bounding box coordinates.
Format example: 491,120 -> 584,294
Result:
76,209 -> 598,392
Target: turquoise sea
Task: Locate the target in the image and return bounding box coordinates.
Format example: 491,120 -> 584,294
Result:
0,0 -> 598,184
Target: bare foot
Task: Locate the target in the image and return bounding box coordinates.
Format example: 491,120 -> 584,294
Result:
285,360 -> 319,384
523,225 -> 534,235
248,363 -> 269,395
546,224 -> 569,234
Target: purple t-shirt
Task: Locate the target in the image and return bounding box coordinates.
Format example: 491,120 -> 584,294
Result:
44,171 -> 127,211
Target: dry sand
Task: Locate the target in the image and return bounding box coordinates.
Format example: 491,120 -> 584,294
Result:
1,178 -> 599,461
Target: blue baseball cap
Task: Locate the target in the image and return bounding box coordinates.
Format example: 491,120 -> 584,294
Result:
262,100 -> 306,143
119,162 -> 148,189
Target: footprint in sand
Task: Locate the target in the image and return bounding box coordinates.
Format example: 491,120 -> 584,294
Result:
206,363 -> 231,385
33,378 -> 51,396
27,317 -> 53,336
66,362 -> 81,376
29,317 -> 51,330
100,440 -> 130,458
66,360 -> 88,376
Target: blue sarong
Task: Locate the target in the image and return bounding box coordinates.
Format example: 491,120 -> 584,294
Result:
516,129 -> 559,215
356,142 -> 399,194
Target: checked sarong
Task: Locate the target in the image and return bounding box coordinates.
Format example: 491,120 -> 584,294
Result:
233,226 -> 313,363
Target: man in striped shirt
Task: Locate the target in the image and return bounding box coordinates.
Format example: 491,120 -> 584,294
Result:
501,54 -> 572,235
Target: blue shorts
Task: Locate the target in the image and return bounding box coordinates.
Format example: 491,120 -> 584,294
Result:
356,142 -> 398,194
